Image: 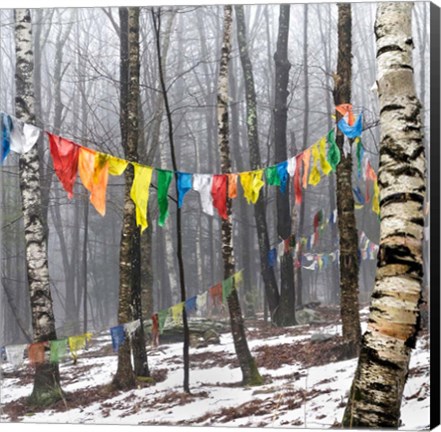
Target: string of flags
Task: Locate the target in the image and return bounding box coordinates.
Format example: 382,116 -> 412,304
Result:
1,271 -> 243,368
0,106 -> 378,234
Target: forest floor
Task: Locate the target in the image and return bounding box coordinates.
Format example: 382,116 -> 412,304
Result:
0,306 -> 430,429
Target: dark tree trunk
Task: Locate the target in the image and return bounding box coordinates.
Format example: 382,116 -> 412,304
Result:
234,4 -> 281,326
333,3 -> 361,358
273,4 -> 296,326
14,8 -> 62,407
219,5 -> 263,386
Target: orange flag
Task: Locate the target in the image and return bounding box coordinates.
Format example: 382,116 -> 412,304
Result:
227,173 -> 238,199
78,148 -> 109,216
302,148 -> 311,189
336,104 -> 355,126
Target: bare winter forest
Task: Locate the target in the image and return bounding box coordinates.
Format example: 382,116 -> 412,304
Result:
0,2 -> 432,429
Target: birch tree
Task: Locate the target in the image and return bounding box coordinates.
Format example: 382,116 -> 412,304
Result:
14,8 -> 62,406
342,3 -> 425,427
217,5 -> 263,386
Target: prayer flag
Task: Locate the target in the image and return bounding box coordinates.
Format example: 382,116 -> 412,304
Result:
356,140 -> 364,178
177,172 -> 192,208
28,342 -> 46,366
108,156 -> 128,176
124,319 -> 141,339
308,144 -> 321,186
5,344 -> 26,368
193,174 -> 214,216
318,137 -> 332,175
10,116 -> 40,154
156,169 -> 173,226
227,173 -> 238,199
268,248 -> 277,268
130,163 -> 153,233
338,113 -> 363,139
240,170 -> 265,204
326,129 -> 341,171
233,270 -> 243,287
287,156 -> 296,177
48,133 -> 80,199
196,292 -> 208,314
171,302 -> 184,325
335,103 -> 355,126
372,180 -> 380,215
50,339 -> 68,364
265,165 -> 280,186
185,296 -> 197,314
222,276 -> 234,304
1,113 -> 12,162
294,154 -> 303,204
353,186 -> 365,204
68,333 -> 92,360
276,161 -> 289,193
157,309 -> 169,334
209,283 -> 223,307
110,325 -> 126,352
302,148 -> 311,188
211,174 -> 228,219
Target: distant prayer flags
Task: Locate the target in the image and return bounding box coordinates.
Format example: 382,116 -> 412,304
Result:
48,133 -> 80,199
170,302 -> 184,325
156,169 -> 173,226
157,309 -> 169,334
294,154 -> 303,205
338,113 -> 363,139
124,319 -> 141,339
287,156 -> 296,177
193,174 -> 214,216
196,292 -> 208,314
5,344 -> 26,368
222,276 -> 234,304
356,139 -> 364,178
209,283 -> 223,308
268,248 -> 277,268
177,172 -> 192,208
130,163 -> 153,233
353,186 -> 365,204
240,170 -> 265,204
28,342 -> 46,366
68,333 -> 92,361
110,325 -> 126,352
1,113 -> 12,162
372,180 -> 380,215
50,339 -> 68,363
185,296 -> 197,314
211,174 -> 228,220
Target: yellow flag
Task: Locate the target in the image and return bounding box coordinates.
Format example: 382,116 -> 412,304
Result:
68,333 -> 92,359
170,302 -> 184,324
355,203 -> 364,210
240,170 -> 264,204
302,148 -> 311,188
130,163 -> 153,233
233,270 -> 243,286
108,156 -> 128,176
308,144 -> 321,186
319,137 -> 332,175
372,180 -> 380,215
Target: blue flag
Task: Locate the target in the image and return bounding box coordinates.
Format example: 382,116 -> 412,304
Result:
1,113 -> 12,163
110,325 -> 126,352
353,186 -> 365,204
177,172 -> 193,208
276,161 -> 289,194
338,113 -> 363,139
268,248 -> 277,268
185,296 -> 197,314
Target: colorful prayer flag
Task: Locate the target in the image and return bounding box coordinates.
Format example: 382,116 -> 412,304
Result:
130,163 -> 153,233
177,172 -> 192,208
222,276 -> 234,304
1,113 -> 12,162
193,174 -> 214,216
240,170 -> 265,204
185,296 -> 197,314
338,113 -> 363,139
211,174 -> 228,219
156,169 -> 173,226
227,173 -> 238,199
28,342 -> 46,366
276,161 -> 289,193
110,325 -> 126,352
50,339 -> 68,364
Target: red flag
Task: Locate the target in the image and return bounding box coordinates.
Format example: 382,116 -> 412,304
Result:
48,133 -> 80,199
211,174 -> 228,220
294,154 -> 303,205
209,283 -> 223,307
336,103 -> 355,126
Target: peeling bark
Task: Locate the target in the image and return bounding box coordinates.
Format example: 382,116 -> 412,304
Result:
14,8 -> 62,407
343,3 -> 425,428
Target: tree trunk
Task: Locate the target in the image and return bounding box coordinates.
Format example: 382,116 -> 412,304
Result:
342,3 -> 425,427
333,3 -> 361,358
234,4 -> 280,326
273,4 -> 296,326
219,5 -> 263,387
152,7 -> 191,393
14,9 -> 62,407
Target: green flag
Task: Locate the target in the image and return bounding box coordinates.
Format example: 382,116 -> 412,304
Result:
158,309 -> 169,334
327,129 -> 341,171
156,169 -> 174,227
222,276 -> 234,304
265,165 -> 280,186
50,339 -> 68,363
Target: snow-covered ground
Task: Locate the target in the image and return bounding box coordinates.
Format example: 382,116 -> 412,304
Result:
0,310 -> 430,429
